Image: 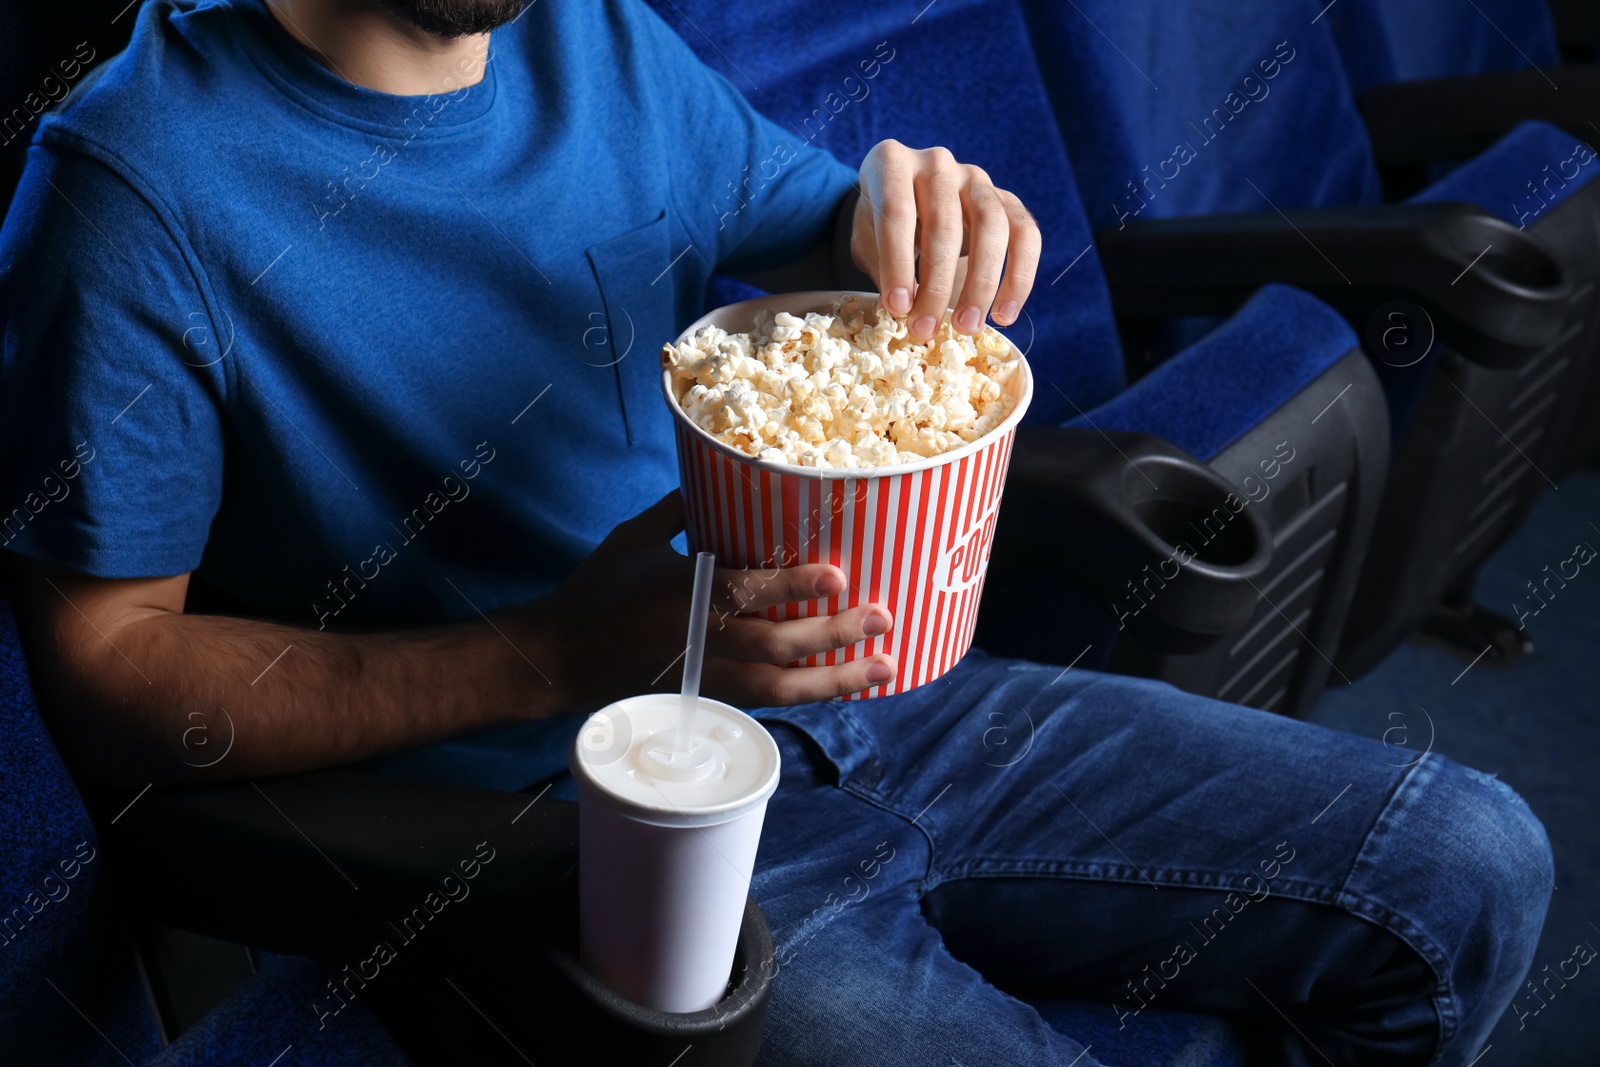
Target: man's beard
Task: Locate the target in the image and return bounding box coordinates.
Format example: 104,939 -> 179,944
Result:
371,0 -> 528,37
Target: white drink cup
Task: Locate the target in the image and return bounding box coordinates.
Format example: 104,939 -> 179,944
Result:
571,693 -> 781,1014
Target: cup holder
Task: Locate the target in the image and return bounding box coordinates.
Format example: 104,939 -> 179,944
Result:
980,427 -> 1275,657
1413,211 -> 1572,367
1129,496 -> 1259,568
1476,242 -> 1562,292
536,863 -> 774,1067
1449,215 -> 1564,294
1108,454 -> 1273,644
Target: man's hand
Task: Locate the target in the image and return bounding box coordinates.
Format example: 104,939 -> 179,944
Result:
541,493 -> 896,709
852,139 -> 1042,340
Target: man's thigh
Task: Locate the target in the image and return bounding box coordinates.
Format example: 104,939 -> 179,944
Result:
797,654 -> 1502,908
773,653 -> 1417,892
751,724 -> 1102,1066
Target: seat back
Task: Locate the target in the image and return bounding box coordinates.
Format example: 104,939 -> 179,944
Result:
1323,0 -> 1560,96
0,589 -> 163,1062
1015,0 -> 1388,381
1018,0 -> 1383,225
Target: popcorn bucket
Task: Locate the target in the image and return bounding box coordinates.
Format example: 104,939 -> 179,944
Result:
661,291 -> 1034,698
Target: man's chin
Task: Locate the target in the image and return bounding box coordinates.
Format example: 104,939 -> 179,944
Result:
371,0 -> 528,38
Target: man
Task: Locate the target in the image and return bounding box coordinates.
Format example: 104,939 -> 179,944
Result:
0,0 -> 1551,1063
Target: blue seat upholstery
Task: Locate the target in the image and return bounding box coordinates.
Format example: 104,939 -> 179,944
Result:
647,0 -> 1390,718
145,953 -> 406,1067
1021,0 -> 1583,238
1324,0 -> 1560,96
1072,284 -> 1356,463
0,591 -> 409,1065
0,590 -> 164,1064
1021,3 -> 1383,225
147,952 -> 410,1067
1410,117 -> 1594,225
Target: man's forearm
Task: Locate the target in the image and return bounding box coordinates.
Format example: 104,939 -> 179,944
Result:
20,585 -> 561,786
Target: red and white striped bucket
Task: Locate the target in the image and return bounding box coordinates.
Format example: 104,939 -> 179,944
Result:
662,292 -> 1034,699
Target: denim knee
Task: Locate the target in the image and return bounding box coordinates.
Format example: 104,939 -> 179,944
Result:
1344,753 -> 1553,1058
1434,757 -> 1553,960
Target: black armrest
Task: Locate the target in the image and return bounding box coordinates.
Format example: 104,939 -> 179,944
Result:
95,769 -> 772,1067
1360,66 -> 1600,167
1095,202 -> 1571,369
982,426 -> 1272,657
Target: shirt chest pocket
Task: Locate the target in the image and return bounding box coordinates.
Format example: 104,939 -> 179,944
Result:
586,207 -> 696,447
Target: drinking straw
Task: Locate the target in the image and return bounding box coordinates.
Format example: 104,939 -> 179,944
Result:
678,551 -> 716,751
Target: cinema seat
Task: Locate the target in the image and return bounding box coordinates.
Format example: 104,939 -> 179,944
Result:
646,0 -> 1390,729
1323,0 -> 1600,481
1020,0 -> 1600,678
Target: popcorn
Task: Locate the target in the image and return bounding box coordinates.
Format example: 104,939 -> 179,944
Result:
664,297 -> 1020,468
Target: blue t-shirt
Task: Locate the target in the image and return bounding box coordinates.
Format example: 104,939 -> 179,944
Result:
0,0 -> 855,788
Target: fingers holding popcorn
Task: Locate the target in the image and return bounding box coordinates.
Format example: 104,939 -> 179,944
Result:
908,148 -> 966,340
859,140 -> 919,317
956,175 -> 1010,334
855,140 -> 1041,337
991,189 -> 1041,327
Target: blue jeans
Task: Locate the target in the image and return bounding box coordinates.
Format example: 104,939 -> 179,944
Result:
731,650 -> 1552,1067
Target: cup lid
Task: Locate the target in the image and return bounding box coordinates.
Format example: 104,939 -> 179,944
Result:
569,695 -> 781,826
